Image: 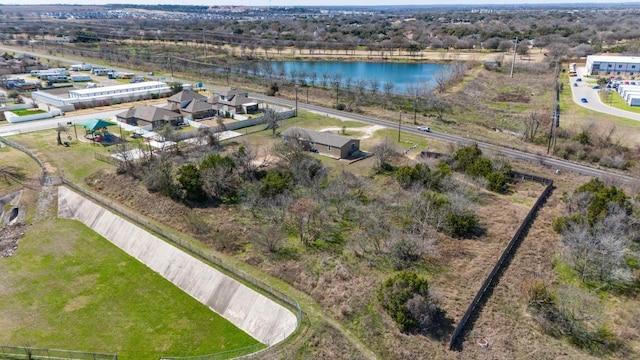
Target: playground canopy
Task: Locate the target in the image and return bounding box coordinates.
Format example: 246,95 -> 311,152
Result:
77,118 -> 117,132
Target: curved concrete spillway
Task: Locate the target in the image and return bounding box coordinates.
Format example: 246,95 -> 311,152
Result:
57,186 -> 297,346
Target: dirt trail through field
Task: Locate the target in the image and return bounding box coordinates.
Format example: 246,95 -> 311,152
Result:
318,125 -> 386,140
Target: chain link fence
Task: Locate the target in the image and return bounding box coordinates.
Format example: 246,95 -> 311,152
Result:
159,343 -> 265,360
0,345 -> 117,360
0,135 -> 47,185
60,179 -> 303,359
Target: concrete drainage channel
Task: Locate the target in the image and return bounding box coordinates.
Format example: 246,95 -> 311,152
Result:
57,186 -> 298,353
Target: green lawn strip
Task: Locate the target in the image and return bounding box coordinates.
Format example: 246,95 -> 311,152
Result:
598,90 -> 640,114
559,82 -> 640,132
281,111 -> 369,130
0,219 -> 260,359
10,109 -> 47,116
365,127 -> 429,150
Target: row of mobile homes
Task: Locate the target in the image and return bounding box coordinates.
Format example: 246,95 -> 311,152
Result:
31,68 -> 69,80
69,64 -> 92,71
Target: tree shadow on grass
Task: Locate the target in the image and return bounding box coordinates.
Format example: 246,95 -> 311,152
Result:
424,308 -> 456,342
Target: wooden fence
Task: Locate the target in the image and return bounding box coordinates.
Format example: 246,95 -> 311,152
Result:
448,172 -> 553,350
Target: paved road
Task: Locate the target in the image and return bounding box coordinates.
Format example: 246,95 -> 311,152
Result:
570,67 -> 640,121
1,46 -> 638,185
257,94 -> 638,184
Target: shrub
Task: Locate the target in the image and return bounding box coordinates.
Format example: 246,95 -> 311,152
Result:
574,131 -> 591,145
444,209 -> 479,238
452,143 -> 483,173
378,272 -> 432,332
486,170 -> 507,193
599,155 -> 630,170
575,178 -> 631,224
521,279 -> 554,310
529,285 -> 621,355
395,165 -> 416,189
390,238 -> 424,270
176,163 -> 204,201
259,169 -> 292,198
466,156 -> 492,178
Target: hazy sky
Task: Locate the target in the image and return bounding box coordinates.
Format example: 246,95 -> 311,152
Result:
2,0 -> 637,6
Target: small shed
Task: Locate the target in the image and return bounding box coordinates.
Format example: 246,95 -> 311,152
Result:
281,127 -> 360,159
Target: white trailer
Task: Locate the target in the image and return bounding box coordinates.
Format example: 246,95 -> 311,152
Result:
71,74 -> 92,82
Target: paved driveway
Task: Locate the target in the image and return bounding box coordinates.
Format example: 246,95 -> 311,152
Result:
570,67 -> 640,122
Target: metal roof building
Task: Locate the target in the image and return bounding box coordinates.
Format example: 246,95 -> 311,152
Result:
68,81 -> 170,99
586,55 -> 640,77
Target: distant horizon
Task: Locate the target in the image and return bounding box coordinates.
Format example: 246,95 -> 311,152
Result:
2,0 -> 640,7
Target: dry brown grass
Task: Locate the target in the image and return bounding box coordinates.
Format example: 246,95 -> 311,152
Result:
5,43 -> 638,358
80,153 -> 596,360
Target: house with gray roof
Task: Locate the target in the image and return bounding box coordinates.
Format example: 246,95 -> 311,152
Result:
214,87 -> 258,114
281,127 -> 360,159
183,100 -> 218,119
167,89 -> 207,108
116,105 -> 183,131
166,89 -> 218,119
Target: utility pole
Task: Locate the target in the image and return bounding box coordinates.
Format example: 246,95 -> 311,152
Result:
413,95 -> 418,124
39,15 -> 46,50
294,84 -> 298,117
168,55 -> 174,78
510,36 -> 518,78
547,59 -> 559,154
202,28 -> 206,59
398,111 -> 402,142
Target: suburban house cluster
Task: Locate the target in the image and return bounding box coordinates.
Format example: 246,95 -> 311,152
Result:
115,88 -> 260,130
0,53 -> 45,75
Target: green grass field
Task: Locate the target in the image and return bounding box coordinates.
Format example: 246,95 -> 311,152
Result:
10,109 -> 47,116
598,89 -> 640,114
0,219 -> 261,359
11,131 -> 116,183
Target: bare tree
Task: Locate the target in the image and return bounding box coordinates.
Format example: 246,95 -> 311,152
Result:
406,294 -> 439,331
230,144 -> 258,180
424,93 -> 451,122
261,107 -> 280,135
522,111 -> 541,142
433,67 -> 454,93
195,126 -> 220,151
290,197 -> 319,245
142,153 -> 177,198
370,138 -> 399,172
274,127 -> 312,163
562,204 -> 633,285
201,159 -> 240,202
114,142 -> 140,176
252,222 -> 286,253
